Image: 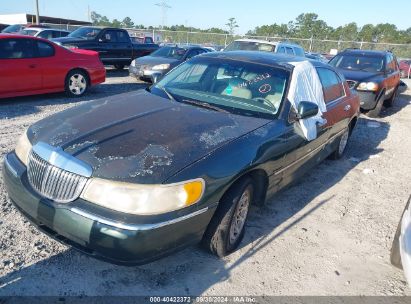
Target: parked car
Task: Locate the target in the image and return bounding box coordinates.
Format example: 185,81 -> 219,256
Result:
0,34 -> 105,99
129,45 -> 210,82
305,52 -> 329,63
329,49 -> 401,117
224,39 -> 305,57
3,51 -> 359,265
19,27 -> 70,40
391,195 -> 411,285
130,36 -> 155,44
52,26 -> 159,70
399,60 -> 411,79
1,24 -> 25,33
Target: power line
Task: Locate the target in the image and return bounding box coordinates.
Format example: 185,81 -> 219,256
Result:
155,1 -> 171,29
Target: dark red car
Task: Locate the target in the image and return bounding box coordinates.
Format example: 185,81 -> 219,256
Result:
399,60 -> 411,78
0,34 -> 105,99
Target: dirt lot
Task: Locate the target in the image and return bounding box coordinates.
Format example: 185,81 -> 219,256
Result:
0,71 -> 411,296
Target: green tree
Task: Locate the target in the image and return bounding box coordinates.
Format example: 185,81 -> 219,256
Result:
121,17 -> 135,28
226,17 -> 239,35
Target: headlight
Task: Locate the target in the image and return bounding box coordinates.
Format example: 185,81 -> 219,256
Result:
130,60 -> 136,67
15,130 -> 32,166
357,82 -> 379,92
81,178 -> 205,215
152,64 -> 170,70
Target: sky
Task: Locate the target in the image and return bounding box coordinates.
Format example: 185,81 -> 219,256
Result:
1,0 -> 410,34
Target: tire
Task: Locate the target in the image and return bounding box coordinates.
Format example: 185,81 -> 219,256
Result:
364,94 -> 384,118
114,64 -> 125,70
384,86 -> 398,108
329,127 -> 350,160
65,70 -> 89,97
202,177 -> 254,257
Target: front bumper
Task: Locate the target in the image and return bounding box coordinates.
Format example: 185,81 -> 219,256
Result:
129,65 -> 166,81
355,90 -> 383,111
2,152 -> 216,265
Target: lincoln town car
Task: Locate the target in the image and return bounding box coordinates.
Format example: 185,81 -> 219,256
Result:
3,51 -> 360,265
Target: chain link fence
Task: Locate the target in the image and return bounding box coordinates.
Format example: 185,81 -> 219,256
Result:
42,23 -> 411,58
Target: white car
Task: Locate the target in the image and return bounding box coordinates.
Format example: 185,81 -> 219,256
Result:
19,28 -> 70,40
224,38 -> 305,57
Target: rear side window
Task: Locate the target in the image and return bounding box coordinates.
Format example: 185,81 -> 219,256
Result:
0,39 -> 36,59
37,30 -> 53,39
277,46 -> 286,54
294,47 -> 305,57
37,41 -> 55,57
145,37 -> 154,44
316,67 -> 345,103
117,31 -> 130,43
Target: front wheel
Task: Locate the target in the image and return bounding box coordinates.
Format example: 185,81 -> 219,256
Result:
202,177 -> 254,257
65,70 -> 89,97
384,86 -> 398,108
364,94 -> 384,118
330,127 -> 350,160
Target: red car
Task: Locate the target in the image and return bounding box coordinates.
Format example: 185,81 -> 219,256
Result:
0,34 -> 105,99
399,60 -> 411,78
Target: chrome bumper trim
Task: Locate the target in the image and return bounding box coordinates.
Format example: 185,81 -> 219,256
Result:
70,206 -> 211,231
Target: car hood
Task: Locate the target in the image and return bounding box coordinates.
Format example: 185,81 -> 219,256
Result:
28,91 -> 268,184
135,56 -> 181,67
337,69 -> 383,82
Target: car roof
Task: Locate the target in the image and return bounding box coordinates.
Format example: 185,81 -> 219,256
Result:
233,39 -> 303,49
339,49 -> 388,56
200,50 -> 329,69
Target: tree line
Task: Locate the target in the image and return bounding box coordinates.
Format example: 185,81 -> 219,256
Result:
91,11 -> 411,44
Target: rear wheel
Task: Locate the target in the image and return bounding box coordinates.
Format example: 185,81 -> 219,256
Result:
65,70 -> 88,97
330,127 -> 350,160
114,64 -> 125,70
202,177 -> 254,257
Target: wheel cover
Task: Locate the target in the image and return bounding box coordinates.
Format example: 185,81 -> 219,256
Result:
229,188 -> 251,245
69,74 -> 87,95
339,129 -> 349,155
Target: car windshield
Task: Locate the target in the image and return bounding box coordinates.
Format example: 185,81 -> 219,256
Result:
20,29 -> 39,36
150,46 -> 187,60
68,27 -> 101,40
224,41 -> 276,52
152,57 -> 289,118
329,54 -> 385,72
2,24 -> 23,33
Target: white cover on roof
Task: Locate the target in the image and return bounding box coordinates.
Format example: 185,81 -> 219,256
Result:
287,60 -> 327,141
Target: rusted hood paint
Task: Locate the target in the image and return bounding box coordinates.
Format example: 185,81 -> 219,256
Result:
28,90 -> 269,183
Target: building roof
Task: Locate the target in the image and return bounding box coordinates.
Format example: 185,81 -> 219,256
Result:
0,13 -> 91,26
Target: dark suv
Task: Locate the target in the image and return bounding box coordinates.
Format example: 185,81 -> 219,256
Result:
329,49 -> 400,117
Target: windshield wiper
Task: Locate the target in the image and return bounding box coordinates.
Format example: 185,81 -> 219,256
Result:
158,86 -> 176,101
181,99 -> 229,113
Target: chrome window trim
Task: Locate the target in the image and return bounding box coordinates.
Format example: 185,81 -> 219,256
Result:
32,142 -> 92,177
70,206 -> 211,231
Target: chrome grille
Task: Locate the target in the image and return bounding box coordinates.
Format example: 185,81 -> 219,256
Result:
347,80 -> 358,89
27,150 -> 88,203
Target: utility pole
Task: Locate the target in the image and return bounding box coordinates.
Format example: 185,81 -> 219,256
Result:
35,0 -> 40,24
155,1 -> 171,29
87,5 -> 91,22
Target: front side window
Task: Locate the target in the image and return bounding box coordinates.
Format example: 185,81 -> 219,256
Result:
0,39 -> 36,59
37,30 -> 53,39
225,41 -> 276,53
152,57 -> 290,118
329,53 -> 385,73
285,47 -> 294,55
317,68 -> 345,103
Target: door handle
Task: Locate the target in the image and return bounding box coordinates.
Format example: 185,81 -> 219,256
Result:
344,105 -> 351,112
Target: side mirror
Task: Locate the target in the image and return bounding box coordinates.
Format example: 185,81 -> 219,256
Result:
297,101 -> 319,120
150,73 -> 163,84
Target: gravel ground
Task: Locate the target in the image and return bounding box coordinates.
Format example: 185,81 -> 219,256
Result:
0,74 -> 411,296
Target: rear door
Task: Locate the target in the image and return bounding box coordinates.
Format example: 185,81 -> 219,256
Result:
0,38 -> 42,96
